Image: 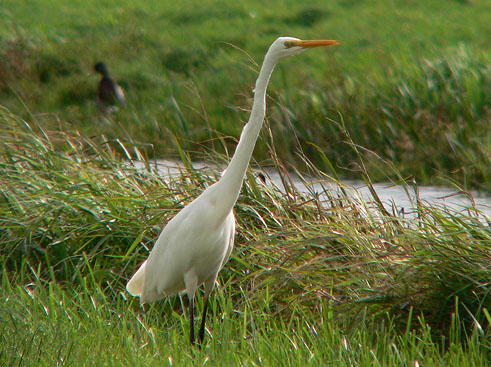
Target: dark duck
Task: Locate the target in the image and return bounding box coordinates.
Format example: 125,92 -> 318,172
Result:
94,62 -> 125,114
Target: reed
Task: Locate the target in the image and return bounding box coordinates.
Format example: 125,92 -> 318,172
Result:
1,107 -> 489,365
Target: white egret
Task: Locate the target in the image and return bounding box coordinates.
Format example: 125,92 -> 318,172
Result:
126,37 -> 339,345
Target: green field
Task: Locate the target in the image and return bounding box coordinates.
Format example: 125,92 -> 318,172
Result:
1,0 -> 490,189
1,0 -> 490,365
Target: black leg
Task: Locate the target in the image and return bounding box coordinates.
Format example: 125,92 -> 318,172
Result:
198,296 -> 209,344
189,297 -> 195,345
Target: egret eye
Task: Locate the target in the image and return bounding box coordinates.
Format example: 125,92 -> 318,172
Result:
284,41 -> 294,48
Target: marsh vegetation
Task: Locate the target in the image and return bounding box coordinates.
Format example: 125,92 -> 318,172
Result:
1,0 -> 490,365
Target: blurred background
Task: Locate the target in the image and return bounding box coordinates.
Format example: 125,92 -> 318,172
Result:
1,0 -> 489,190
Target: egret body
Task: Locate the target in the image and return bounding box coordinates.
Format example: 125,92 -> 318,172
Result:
126,37 -> 339,345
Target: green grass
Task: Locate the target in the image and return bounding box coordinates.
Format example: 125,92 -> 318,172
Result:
2,275 -> 489,366
0,0 -> 490,189
1,107 -> 490,365
1,1 -> 490,363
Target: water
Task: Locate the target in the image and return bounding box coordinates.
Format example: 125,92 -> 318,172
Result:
134,159 -> 491,219
265,170 -> 491,219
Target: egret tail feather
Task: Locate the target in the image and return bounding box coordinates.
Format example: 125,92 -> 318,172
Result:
126,260 -> 147,297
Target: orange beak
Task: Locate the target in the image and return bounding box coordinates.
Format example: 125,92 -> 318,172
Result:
288,39 -> 340,48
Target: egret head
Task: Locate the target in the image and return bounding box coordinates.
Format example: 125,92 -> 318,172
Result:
266,37 -> 339,62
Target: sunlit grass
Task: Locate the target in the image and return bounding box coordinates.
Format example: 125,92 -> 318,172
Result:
1,274 -> 489,366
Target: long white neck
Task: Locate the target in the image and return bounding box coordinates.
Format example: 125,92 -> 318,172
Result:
214,51 -> 278,211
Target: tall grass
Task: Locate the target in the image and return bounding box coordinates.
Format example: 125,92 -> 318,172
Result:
272,44 -> 490,189
1,107 -> 489,365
